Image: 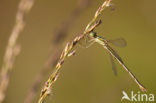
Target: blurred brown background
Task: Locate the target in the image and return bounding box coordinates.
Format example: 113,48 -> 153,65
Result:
0,0 -> 156,103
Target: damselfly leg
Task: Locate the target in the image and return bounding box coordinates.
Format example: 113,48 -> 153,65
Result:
78,34 -> 95,48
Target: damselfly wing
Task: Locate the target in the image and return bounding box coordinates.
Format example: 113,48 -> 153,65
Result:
109,53 -> 117,76
107,38 -> 127,76
108,38 -> 127,47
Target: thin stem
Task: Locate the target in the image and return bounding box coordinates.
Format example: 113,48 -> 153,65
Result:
0,0 -> 35,102
85,0 -> 111,31
38,0 -> 112,103
24,0 -> 91,103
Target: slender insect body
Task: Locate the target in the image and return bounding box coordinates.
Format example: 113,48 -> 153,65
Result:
87,31 -> 146,92
95,38 -> 105,45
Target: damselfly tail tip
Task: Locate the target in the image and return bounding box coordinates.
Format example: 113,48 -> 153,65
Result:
139,85 -> 147,92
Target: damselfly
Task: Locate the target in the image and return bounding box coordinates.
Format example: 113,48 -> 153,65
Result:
83,31 -> 146,92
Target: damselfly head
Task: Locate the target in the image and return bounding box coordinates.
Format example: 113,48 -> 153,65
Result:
89,32 -> 97,38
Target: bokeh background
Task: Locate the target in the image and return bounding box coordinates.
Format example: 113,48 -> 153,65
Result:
0,0 -> 156,103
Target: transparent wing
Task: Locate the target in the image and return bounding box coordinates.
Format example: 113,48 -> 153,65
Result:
109,53 -> 117,76
108,38 -> 127,48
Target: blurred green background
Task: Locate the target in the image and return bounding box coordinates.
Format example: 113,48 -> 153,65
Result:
0,0 -> 156,103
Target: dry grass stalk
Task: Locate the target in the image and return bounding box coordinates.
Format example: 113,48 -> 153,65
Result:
0,0 -> 35,102
24,0 -> 91,103
38,0 -> 112,103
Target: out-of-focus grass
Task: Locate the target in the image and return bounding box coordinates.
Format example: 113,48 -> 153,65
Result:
0,0 -> 156,103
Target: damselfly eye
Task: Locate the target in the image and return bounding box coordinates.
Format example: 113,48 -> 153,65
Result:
89,32 -> 97,38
